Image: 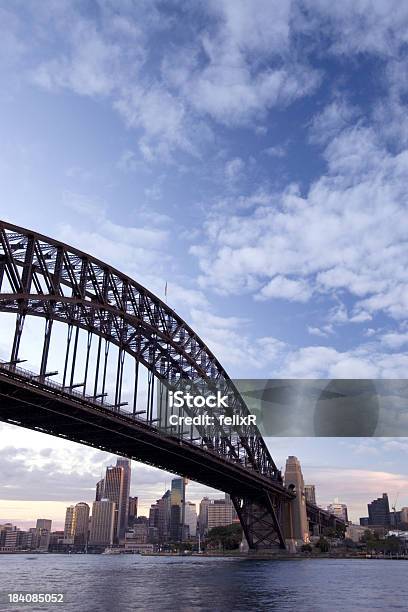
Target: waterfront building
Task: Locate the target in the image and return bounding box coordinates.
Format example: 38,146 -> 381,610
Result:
207,499 -> 233,530
95,478 -> 105,501
368,493 -> 390,526
304,485 -> 316,505
327,501 -> 349,522
128,496 -> 138,527
346,524 -> 368,542
63,506 -> 75,544
36,519 -> 52,531
103,465 -> 124,543
185,501 -> 197,537
89,499 -> 115,547
199,497 -> 211,535
73,502 -> 90,547
170,478 -> 187,541
116,458 -> 131,540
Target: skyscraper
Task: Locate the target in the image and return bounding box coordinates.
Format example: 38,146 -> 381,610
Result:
103,466 -> 123,543
73,502 -> 90,547
63,506 -> 75,544
304,485 -> 316,505
95,478 -> 105,501
128,496 -> 138,528
63,503 -> 90,548
36,519 -> 52,531
199,497 -> 211,535
116,458 -> 131,540
185,501 -> 197,538
368,493 -> 391,526
157,490 -> 171,543
89,499 -> 115,547
170,478 -> 187,541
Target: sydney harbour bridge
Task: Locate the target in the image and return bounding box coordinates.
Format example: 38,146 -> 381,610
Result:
0,220 -> 343,550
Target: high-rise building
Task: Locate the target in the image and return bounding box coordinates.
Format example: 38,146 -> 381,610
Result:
157,490 -> 171,542
327,501 -> 348,522
185,501 -> 197,537
170,478 -> 187,541
116,458 -> 131,540
368,493 -> 390,526
128,496 -> 138,527
89,499 -> 115,546
95,478 -> 105,501
63,506 -> 75,544
103,465 -> 124,543
284,456 -> 309,544
149,503 -> 160,529
64,503 -> 90,547
199,497 -> 211,535
73,502 -> 90,547
304,485 -> 316,505
207,499 -> 233,530
36,519 -> 52,531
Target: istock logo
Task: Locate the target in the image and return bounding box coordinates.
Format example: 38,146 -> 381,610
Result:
168,390 -> 229,409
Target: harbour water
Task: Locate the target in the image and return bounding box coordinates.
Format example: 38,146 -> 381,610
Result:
0,555 -> 406,611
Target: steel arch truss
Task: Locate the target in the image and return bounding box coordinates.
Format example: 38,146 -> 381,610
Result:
0,220 -> 290,549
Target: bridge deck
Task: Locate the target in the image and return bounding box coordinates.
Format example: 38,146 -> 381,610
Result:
0,366 -> 293,502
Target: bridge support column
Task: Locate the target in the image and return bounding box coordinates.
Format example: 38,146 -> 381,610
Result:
284,456 -> 310,546
232,492 -> 287,550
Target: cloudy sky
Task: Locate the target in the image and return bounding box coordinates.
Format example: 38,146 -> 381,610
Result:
1,0 -> 408,527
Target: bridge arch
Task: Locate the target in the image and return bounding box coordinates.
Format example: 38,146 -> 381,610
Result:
0,219 -> 292,549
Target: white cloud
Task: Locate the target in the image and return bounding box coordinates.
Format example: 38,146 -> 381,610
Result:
192,122 -> 408,324
256,275 -> 312,302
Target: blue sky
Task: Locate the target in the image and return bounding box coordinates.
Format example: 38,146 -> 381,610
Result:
1,0 -> 408,525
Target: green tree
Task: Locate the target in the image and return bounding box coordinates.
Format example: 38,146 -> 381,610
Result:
316,536 -> 330,553
206,524 -> 242,550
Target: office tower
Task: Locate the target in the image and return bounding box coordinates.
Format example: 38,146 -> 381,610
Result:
149,503 -> 160,529
73,502 -> 90,547
170,478 -> 187,541
63,506 -> 75,544
368,493 -> 390,526
95,478 -> 105,501
116,458 -> 131,540
199,497 -> 211,535
133,517 -> 149,543
36,519 -> 52,531
284,456 -> 309,543
128,496 -> 138,527
157,490 -> 171,542
327,501 -> 348,522
89,499 -> 115,546
103,465 -> 124,543
185,501 -> 197,537
304,485 -> 316,505
63,503 -> 90,547
207,499 -> 233,530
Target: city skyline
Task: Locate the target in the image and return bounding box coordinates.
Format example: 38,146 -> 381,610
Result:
2,443 -> 408,531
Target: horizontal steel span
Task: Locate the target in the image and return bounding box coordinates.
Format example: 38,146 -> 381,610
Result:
0,364 -> 293,501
